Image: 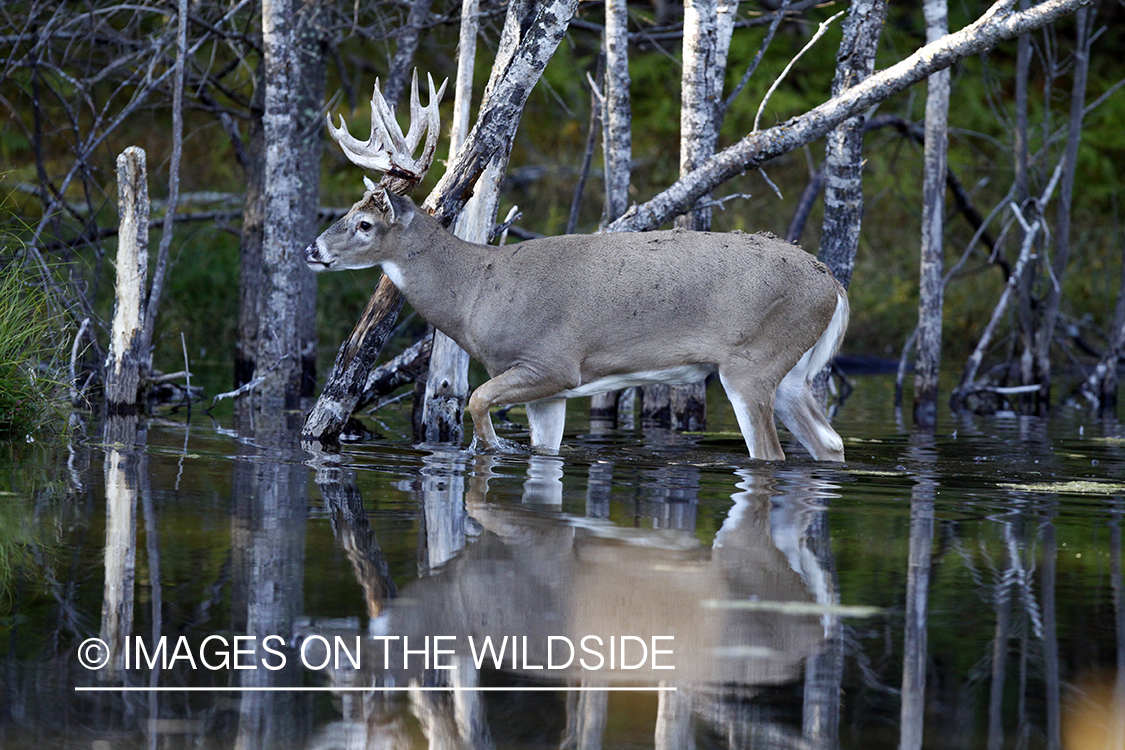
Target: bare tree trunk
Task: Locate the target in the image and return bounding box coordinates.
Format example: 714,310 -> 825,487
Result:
602,0 -> 631,227
293,0 -> 329,398
643,0 -> 737,432
105,147 -> 149,417
1033,5 -> 1093,409
817,0 -> 887,292
421,0 -> 479,445
238,0 -> 322,409
592,0 -> 633,425
913,0 -> 950,428
254,0 -> 304,410
1013,0 -> 1037,413
139,0 -> 187,383
236,79 -> 265,390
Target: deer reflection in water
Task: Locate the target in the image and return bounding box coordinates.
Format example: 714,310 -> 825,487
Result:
304,451 -> 846,749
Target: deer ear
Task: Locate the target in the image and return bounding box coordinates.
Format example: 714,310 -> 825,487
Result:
367,184 -> 396,225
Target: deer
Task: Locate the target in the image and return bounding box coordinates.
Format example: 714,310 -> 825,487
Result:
307,74 -> 849,462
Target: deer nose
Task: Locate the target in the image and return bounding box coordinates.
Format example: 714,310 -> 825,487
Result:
304,243 -> 318,263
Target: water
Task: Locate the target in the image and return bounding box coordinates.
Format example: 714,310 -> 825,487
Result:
2,375 -> 1124,749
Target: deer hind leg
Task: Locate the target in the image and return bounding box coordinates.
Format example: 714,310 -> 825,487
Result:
718,364 -> 785,461
468,366 -> 572,454
526,398 -> 567,453
774,352 -> 846,463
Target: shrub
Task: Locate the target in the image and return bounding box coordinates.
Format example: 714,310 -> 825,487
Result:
0,265 -> 64,439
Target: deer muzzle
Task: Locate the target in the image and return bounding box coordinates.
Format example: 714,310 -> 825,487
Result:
305,239 -> 333,271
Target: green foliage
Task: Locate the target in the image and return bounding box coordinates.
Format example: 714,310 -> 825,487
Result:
0,266 -> 64,439
0,199 -> 65,440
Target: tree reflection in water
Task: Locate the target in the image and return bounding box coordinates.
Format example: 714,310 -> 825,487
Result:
6,399 -> 1125,749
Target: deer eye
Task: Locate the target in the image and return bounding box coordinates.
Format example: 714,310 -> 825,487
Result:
357,220 -> 373,232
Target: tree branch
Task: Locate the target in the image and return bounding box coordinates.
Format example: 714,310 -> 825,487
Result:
607,0 -> 1094,233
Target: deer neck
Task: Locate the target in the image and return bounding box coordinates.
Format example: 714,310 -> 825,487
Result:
381,215 -> 485,341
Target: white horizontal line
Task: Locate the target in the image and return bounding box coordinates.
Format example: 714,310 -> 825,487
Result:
75,686 -> 677,693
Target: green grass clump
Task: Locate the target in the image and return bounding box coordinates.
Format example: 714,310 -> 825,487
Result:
0,266 -> 64,439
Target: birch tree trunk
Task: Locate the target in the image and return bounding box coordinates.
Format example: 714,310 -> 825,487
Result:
254,0 -> 304,410
239,0 -> 322,409
817,0 -> 886,292
421,0 -> 479,445
643,0 -> 737,431
913,0 -> 951,428
591,0 -> 633,425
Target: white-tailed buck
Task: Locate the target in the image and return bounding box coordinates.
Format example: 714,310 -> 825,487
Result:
309,75 -> 849,461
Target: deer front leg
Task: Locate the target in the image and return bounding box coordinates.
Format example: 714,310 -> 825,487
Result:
467,366 -> 573,454
718,363 -> 786,461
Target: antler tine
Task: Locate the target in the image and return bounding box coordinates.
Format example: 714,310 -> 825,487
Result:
402,70 -> 447,151
369,77 -> 411,159
415,72 -> 448,178
402,70 -> 426,153
326,112 -> 394,172
326,72 -> 447,182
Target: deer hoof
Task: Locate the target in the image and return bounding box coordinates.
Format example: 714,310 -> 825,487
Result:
467,435 -> 529,455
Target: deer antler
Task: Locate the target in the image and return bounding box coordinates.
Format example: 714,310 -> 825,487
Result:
327,70 -> 449,185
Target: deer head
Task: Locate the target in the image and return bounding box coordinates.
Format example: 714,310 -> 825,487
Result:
306,183 -> 416,272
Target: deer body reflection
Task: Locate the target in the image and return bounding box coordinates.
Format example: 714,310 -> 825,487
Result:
308,453 -> 843,749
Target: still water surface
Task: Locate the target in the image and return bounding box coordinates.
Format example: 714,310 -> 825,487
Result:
2,375 -> 1125,749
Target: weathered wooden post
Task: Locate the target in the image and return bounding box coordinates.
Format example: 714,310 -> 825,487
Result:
105,146 -> 150,418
